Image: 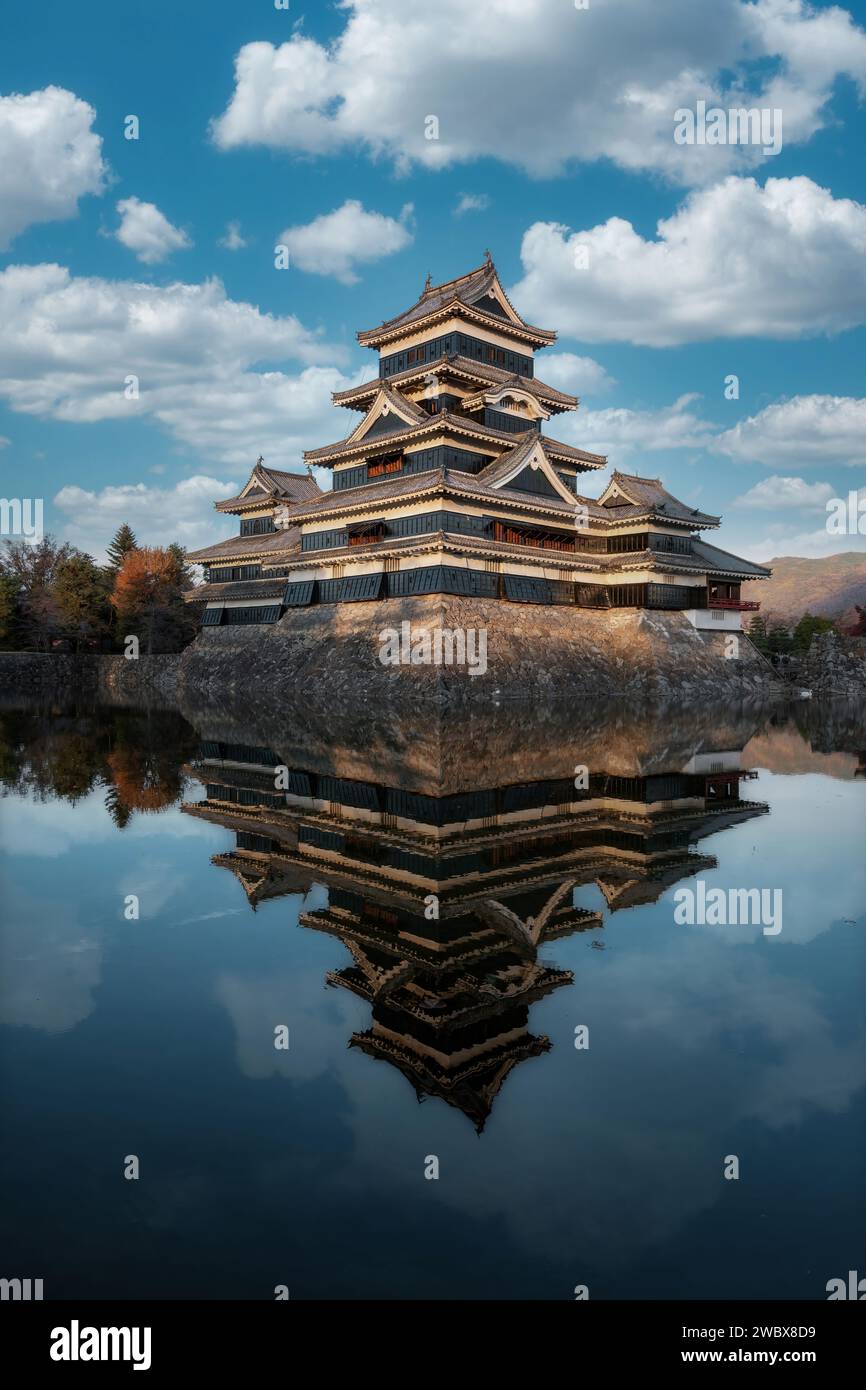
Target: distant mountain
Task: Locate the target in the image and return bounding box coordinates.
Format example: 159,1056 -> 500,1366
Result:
742,552 -> 866,628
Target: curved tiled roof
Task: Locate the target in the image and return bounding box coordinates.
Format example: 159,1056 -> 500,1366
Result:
608,540 -> 771,579
601,472 -> 719,526
188,579 -> 288,602
282,466 -> 609,528
332,353 -> 578,411
186,526 -> 301,564
357,258 -> 555,347
215,462 -> 321,512
304,406 -> 604,468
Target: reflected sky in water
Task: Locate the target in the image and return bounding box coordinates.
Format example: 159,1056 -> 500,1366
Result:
0,701 -> 864,1300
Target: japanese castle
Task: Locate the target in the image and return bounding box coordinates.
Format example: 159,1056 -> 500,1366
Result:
187,254 -> 768,629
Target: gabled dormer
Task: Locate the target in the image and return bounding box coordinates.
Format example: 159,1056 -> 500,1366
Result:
345,385 -> 429,447
213,459 -> 322,540
598,472 -> 720,528
476,436 -> 586,505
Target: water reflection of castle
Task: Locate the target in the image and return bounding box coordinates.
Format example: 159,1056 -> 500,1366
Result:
182,726 -> 767,1129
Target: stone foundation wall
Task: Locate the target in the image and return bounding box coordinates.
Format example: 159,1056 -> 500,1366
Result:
0,653 -> 90,704
0,652 -> 180,707
0,600 -> 783,712
179,597 -> 780,709
795,631 -> 866,698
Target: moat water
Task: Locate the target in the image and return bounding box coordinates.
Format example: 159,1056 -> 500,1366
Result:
1,697 -> 864,1300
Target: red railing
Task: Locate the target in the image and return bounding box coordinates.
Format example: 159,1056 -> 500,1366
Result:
708,598 -> 761,611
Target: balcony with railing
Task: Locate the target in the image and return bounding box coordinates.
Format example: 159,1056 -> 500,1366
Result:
708,597 -> 761,612
707,583 -> 759,612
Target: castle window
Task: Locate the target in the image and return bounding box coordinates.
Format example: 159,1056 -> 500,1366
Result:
240,515 -> 276,537
368,453 -> 404,478
347,519 -> 386,547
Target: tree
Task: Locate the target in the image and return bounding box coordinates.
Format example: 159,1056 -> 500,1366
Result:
104,524 -> 138,579
844,605 -> 866,639
1,535 -> 75,650
792,612 -> 836,653
111,545 -> 194,653
0,571 -> 20,647
766,619 -> 793,657
53,552 -> 112,651
747,614 -> 768,653
3,534 -> 75,590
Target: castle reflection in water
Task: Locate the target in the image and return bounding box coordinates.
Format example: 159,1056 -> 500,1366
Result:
182,705 -> 769,1130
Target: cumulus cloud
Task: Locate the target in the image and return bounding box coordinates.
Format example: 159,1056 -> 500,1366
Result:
0,86 -> 107,248
53,476 -> 236,558
537,351 -> 615,397
731,475 -> 836,510
0,263 -> 353,466
278,200 -> 414,284
218,219 -> 247,250
714,395 -> 866,467
209,0 -> 866,184
454,193 -> 490,217
558,393 -> 717,460
114,197 -> 192,264
743,516 -> 866,561
510,178 -> 866,347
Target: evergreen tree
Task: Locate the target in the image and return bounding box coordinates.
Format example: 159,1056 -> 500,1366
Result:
791,612 -> 836,653
747,614 -> 768,653
766,619 -> 793,656
53,552 -> 112,651
104,524 -> 138,578
167,541 -> 195,590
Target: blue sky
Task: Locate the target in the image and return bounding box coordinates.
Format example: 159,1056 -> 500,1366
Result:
1,0 -> 865,561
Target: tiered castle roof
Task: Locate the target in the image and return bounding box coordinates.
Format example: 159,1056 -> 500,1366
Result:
186,254 -> 770,621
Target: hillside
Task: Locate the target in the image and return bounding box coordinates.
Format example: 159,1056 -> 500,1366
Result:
742,552 -> 866,627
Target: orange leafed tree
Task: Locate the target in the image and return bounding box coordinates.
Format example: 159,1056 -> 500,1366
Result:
111,546 -> 186,654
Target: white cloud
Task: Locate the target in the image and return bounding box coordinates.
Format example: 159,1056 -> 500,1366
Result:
714,395 -> 866,467
0,86 -> 106,248
278,200 -> 414,284
732,475 -> 836,510
210,1 -> 866,185
511,178 -> 866,347
114,196 -> 192,264
537,351 -> 615,397
218,219 -> 247,250
53,476 -> 237,558
743,517 -> 866,560
559,392 -> 717,460
454,193 -> 490,217
0,263 -> 352,466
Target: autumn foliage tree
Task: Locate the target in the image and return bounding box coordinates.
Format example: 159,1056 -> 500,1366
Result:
111,545 -> 196,653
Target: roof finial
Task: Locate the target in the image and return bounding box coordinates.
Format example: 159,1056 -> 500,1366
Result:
423,272 -> 432,292
256,455 -> 264,467
484,248 -> 493,267
306,462 -> 314,477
